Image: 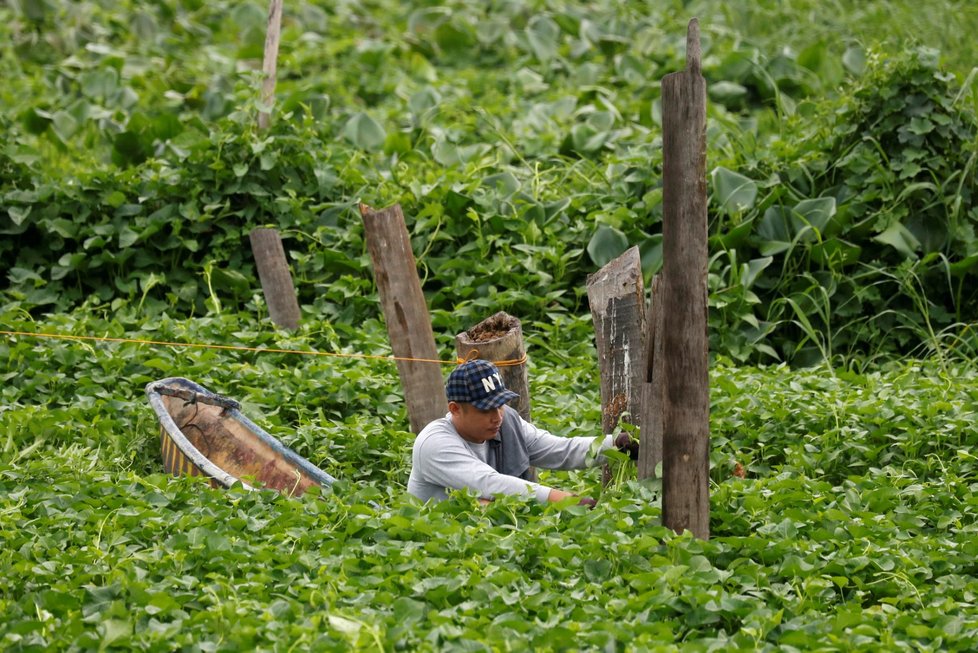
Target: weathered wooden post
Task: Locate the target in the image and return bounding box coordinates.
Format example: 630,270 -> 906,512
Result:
360,203 -> 447,433
638,274 -> 664,480
587,247 -> 646,482
257,0 -> 283,131
660,18 -> 711,539
455,312 -> 531,421
251,2 -> 291,327
249,228 -> 301,330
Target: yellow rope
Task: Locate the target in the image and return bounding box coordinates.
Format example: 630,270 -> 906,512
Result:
0,329 -> 528,367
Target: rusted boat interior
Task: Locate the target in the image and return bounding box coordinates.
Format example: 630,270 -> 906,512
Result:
160,392 -> 321,497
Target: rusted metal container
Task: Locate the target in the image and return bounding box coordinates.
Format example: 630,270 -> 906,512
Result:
146,377 -> 335,497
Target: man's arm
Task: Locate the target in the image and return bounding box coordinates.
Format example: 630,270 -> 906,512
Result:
414,431 -> 555,503
517,411 -> 615,470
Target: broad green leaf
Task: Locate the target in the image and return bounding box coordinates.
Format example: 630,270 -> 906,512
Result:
908,116 -> 934,135
407,7 -> 450,35
343,112 -> 386,151
409,87 -> 441,114
584,559 -> 612,582
118,226 -> 139,248
328,614 -> 362,635
230,2 -> 266,31
104,190 -> 127,207
742,257 -> 773,289
709,81 -> 748,105
384,130 -> 412,154
80,67 -> 118,100
842,45 -> 866,75
260,151 -> 278,171
712,167 -> 758,215
391,597 -> 426,624
481,172 -> 520,197
639,234 -> 663,276
587,224 -> 628,267
140,272 -> 164,295
211,267 -> 251,293
515,67 -> 548,94
569,123 -> 608,154
50,110 -> 79,142
113,131 -> 151,166
432,140 -> 487,166
115,204 -> 142,218
525,15 -> 560,62
873,222 -> 921,258
434,20 -> 475,53
949,253 -> 978,277
7,205 -> 31,226
793,197 -> 836,233
99,619 -> 131,647
712,216 -> 756,250
756,206 -> 793,255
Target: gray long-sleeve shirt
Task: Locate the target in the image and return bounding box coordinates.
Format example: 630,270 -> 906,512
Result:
407,411 -> 613,503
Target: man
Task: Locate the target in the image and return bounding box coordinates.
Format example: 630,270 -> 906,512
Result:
407,359 -> 638,505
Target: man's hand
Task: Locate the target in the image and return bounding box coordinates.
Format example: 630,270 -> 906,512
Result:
547,489 -> 596,508
614,432 -> 639,461
547,488 -> 576,503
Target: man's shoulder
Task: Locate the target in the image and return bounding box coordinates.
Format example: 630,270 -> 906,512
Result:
415,416 -> 457,449
501,404 -> 526,427
500,405 -> 530,436
418,414 -> 453,435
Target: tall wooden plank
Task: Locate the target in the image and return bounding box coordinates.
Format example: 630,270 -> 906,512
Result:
360,203 -> 447,433
638,274 -> 664,480
455,312 -> 532,421
660,19 -> 711,539
249,228 -> 301,330
587,247 -> 646,481
257,0 -> 284,131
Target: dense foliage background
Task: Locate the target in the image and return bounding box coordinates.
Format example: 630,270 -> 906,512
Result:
3,0 -> 978,363
3,0 -> 978,650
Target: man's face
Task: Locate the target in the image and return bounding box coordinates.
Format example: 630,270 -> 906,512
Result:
449,401 -> 504,443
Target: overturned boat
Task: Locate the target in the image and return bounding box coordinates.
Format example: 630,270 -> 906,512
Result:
146,377 -> 335,497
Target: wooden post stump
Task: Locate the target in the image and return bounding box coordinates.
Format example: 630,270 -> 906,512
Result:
249,228 -> 301,330
638,274 -> 664,480
660,18 -> 710,539
587,247 -> 646,482
455,312 -> 531,421
361,203 -> 447,434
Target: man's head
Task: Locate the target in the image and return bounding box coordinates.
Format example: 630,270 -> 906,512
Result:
446,359 -> 518,443
446,359 -> 518,410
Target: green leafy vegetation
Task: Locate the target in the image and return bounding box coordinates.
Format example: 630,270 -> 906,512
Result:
3,0 -> 978,650
3,0 -> 978,363
4,307 -> 978,650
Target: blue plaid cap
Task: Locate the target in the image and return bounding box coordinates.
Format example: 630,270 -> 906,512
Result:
446,359 -> 519,410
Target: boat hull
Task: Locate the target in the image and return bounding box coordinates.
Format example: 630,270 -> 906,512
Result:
146,377 -> 336,497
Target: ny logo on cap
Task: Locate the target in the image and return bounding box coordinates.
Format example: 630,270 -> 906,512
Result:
481,372 -> 504,394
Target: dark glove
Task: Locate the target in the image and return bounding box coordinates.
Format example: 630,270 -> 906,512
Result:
577,496 -> 597,509
614,432 -> 639,461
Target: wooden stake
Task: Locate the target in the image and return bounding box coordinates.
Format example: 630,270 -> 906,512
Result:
258,0 -> 284,131
249,228 -> 300,330
660,19 -> 710,539
455,312 -> 532,421
360,203 -> 447,434
587,247 -> 646,482
638,274 -> 663,480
